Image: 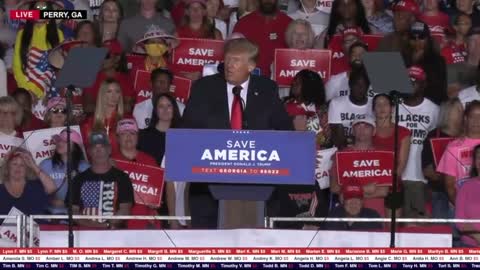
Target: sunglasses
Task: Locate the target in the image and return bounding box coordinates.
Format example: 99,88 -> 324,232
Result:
50,108 -> 67,114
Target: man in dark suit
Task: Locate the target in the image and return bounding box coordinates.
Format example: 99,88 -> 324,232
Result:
181,38 -> 293,229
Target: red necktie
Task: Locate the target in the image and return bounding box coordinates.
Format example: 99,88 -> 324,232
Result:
231,86 -> 243,130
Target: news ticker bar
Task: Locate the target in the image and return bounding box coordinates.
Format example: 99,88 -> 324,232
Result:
0,263 -> 478,269
2,248 -> 479,255
9,10 -> 88,20
0,254 -> 478,263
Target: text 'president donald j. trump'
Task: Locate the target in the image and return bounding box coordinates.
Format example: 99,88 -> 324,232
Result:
181,38 -> 293,229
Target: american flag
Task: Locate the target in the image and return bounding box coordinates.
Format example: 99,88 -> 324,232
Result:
25,47 -> 55,94
80,181 -> 103,221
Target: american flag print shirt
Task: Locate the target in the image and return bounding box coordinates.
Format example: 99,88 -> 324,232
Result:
80,180 -> 118,223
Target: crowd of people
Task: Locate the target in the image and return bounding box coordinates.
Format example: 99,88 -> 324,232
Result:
0,0 -> 479,246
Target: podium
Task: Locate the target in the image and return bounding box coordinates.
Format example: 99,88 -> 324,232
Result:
209,185 -> 274,228
165,129 -> 316,229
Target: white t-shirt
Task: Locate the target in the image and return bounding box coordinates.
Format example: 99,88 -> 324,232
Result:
133,98 -> 185,130
288,9 -> 329,37
327,95 -> 373,138
458,85 -> 480,109
398,98 -> 439,182
325,72 -> 376,102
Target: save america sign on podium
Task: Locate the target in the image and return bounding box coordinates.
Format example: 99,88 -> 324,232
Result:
165,130 -> 316,185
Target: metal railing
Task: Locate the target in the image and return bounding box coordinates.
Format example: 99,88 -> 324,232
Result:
267,217 -> 480,228
28,215 -> 192,247
3,214 -> 480,247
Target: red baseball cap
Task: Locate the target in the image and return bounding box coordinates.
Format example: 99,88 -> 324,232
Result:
342,27 -> 364,39
408,65 -> 426,81
342,185 -> 364,200
392,0 -> 420,16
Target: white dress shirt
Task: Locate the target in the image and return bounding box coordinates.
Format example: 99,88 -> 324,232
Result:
226,78 -> 250,118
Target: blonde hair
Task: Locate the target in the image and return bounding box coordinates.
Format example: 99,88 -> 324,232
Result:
93,78 -> 124,132
0,96 -> 23,127
438,97 -> 464,136
285,19 -> 315,49
223,38 -> 259,63
0,148 -> 36,184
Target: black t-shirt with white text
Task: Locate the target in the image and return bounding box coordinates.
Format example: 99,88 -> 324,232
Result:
71,167 -> 134,221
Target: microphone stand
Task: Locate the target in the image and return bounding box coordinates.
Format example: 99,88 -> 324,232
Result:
389,91 -> 402,248
66,85 -> 75,248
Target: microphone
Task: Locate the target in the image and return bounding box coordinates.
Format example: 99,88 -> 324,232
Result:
233,87 -> 248,129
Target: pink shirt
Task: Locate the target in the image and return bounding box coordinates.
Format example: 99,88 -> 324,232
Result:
455,178 -> 480,246
437,138 -> 480,182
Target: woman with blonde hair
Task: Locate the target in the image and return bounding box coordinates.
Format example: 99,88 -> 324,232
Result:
285,19 -> 316,50
81,78 -> 125,155
0,96 -> 23,138
96,0 -> 123,42
0,148 -> 56,216
276,19 -> 317,98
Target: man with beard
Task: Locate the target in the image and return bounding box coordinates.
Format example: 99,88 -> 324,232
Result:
326,41 -> 374,102
232,0 -> 292,77
330,27 -> 365,76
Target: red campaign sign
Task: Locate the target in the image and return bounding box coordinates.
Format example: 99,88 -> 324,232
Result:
430,138 -> 454,167
328,34 -> 383,60
273,49 -> 331,87
171,38 -> 225,73
133,70 -> 152,104
171,76 -> 192,103
133,70 -> 192,104
336,150 -> 394,186
114,160 -> 165,207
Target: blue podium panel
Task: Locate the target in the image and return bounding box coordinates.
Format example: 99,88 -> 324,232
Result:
165,129 -> 316,185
